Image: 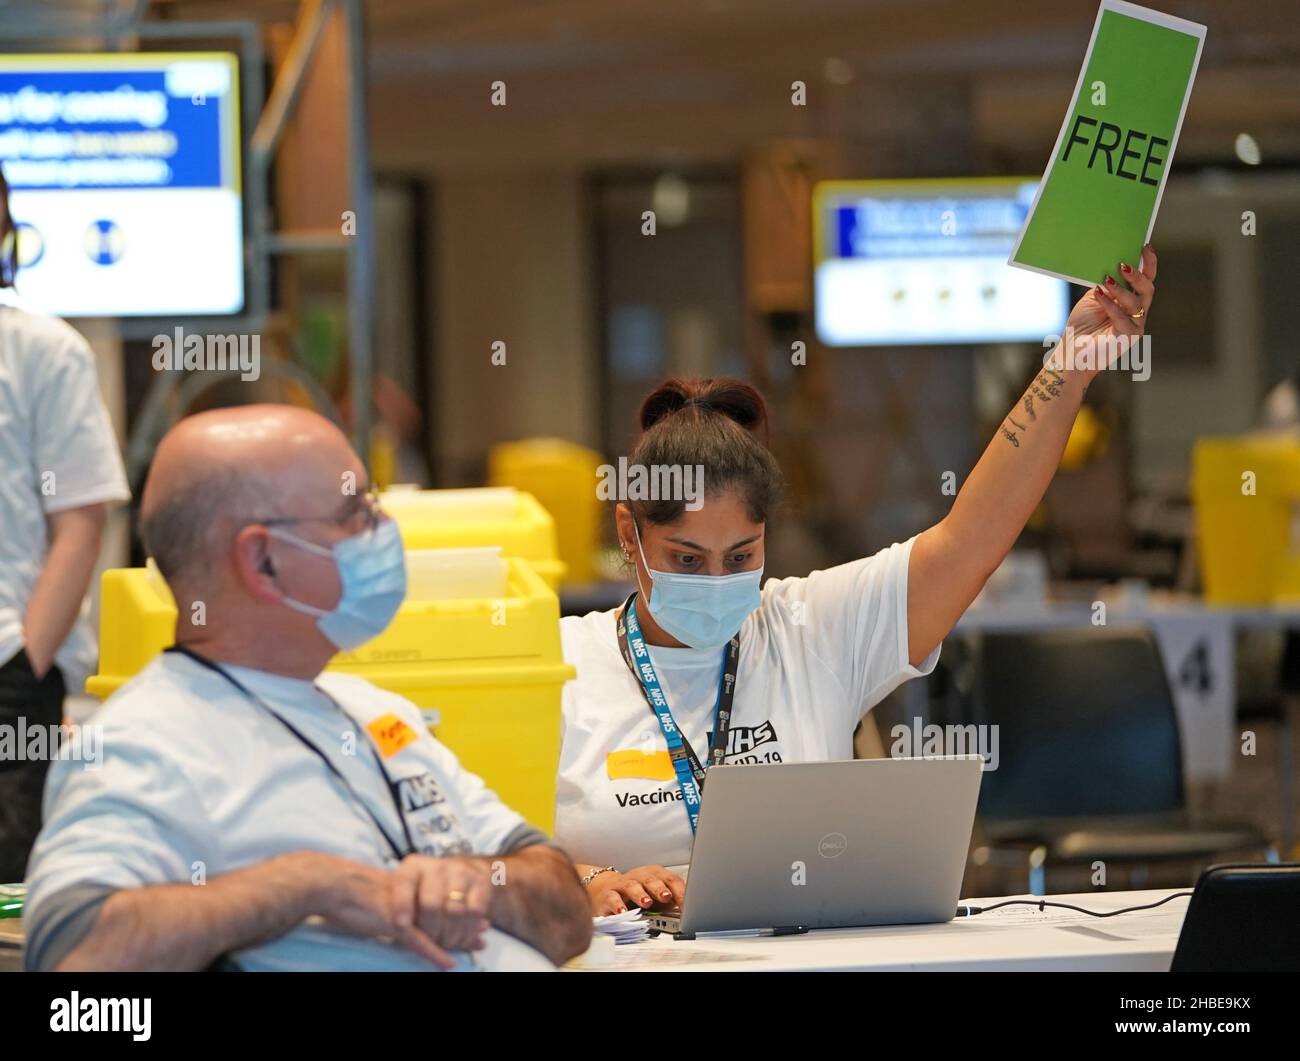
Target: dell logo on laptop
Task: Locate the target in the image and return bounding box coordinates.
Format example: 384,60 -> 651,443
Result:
818,832 -> 848,858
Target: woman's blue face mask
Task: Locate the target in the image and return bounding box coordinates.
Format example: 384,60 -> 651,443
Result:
632,520 -> 763,650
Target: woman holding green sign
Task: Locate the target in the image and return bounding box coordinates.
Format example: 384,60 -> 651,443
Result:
558,248 -> 1158,914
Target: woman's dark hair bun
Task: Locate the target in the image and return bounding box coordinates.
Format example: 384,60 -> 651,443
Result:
638,377 -> 769,442
629,375 -> 782,525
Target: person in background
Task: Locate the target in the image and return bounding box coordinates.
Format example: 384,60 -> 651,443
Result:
558,249 -> 1158,914
23,405 -> 592,971
1260,365 -> 1300,435
0,164 -> 130,881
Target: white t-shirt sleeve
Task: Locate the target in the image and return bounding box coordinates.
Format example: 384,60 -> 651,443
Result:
23,723 -> 218,972
314,675 -> 552,858
28,322 -> 130,514
761,536 -> 940,724
407,710 -> 550,857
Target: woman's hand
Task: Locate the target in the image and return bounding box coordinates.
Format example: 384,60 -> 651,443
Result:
586,865 -> 686,916
1059,244 -> 1157,381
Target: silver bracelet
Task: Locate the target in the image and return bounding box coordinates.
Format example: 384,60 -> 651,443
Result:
580,865 -> 617,887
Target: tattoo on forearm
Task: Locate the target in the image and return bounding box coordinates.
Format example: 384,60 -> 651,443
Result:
1035,371 -> 1063,399
999,365 -> 1076,448
1002,368 -> 1071,447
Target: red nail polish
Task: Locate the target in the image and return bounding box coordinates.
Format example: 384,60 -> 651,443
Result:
1120,262 -> 1132,274
1105,275 -> 1115,285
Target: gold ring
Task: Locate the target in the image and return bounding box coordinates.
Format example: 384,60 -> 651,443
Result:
447,890 -> 466,903
1129,307 -> 1146,320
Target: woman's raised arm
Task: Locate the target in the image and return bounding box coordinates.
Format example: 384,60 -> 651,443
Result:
905,245 -> 1158,666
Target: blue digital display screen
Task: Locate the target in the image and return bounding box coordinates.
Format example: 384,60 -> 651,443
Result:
0,53 -> 244,317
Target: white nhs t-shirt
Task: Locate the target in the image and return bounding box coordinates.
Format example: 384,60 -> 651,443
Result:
555,537 -> 940,870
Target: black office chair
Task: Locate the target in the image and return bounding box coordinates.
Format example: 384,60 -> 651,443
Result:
966,627 -> 1273,894
1171,862 -> 1300,971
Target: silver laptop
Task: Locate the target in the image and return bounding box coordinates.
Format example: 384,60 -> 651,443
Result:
647,756 -> 983,938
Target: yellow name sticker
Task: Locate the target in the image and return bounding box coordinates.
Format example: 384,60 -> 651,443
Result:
367,713 -> 419,759
606,749 -> 674,781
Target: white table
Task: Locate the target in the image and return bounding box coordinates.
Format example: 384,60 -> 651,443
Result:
573,888 -> 1192,972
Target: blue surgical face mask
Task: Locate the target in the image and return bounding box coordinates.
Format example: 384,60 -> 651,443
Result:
633,521 -> 763,650
269,518 -> 407,651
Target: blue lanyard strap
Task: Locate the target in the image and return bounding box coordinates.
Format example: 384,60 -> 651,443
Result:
614,594 -> 740,833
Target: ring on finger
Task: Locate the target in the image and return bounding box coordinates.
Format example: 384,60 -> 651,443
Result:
1129,307 -> 1146,321
447,889 -> 466,903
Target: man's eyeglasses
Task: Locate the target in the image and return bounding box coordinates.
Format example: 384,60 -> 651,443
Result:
253,485 -> 385,537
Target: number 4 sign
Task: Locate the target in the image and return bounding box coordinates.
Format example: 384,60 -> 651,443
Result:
1149,614 -> 1234,780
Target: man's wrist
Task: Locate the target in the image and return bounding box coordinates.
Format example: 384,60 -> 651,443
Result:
266,851 -> 339,919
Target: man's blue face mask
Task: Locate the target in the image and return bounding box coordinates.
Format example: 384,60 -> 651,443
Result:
269,518 -> 407,651
632,520 -> 763,650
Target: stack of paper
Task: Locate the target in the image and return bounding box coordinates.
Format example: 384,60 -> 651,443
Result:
592,909 -> 649,945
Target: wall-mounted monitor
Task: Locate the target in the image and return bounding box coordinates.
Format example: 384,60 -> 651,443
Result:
0,51 -> 243,318
813,178 -> 1070,346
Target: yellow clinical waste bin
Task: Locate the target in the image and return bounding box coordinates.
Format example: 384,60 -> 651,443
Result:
379,486 -> 567,591
488,438 -> 604,586
88,557 -> 574,832
1192,436 -> 1300,605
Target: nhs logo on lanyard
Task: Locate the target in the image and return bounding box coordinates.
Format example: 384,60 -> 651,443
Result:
389,771 -> 474,857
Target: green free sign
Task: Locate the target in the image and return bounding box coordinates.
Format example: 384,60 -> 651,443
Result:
1010,0 -> 1205,287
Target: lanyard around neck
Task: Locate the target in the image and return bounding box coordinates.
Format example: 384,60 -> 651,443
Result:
614,594 -> 739,833
164,645 -> 413,862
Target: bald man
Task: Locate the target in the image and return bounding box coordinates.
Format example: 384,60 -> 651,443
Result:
22,405 -> 592,971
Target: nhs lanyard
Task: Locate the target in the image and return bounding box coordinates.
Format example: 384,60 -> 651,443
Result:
164,645 -> 413,862
615,593 -> 739,833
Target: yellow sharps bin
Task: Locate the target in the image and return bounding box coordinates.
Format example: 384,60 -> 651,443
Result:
380,486 -> 567,591
488,438 -> 604,586
1192,436 -> 1300,605
88,557 -> 573,832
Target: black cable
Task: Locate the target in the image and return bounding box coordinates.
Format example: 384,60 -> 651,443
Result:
955,890 -> 1193,919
